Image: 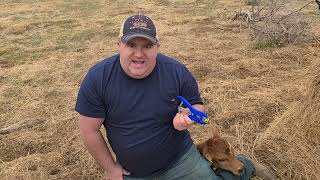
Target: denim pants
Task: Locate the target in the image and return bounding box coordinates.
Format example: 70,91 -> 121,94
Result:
124,145 -> 255,180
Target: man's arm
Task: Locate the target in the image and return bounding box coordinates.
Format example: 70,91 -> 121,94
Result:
79,115 -> 129,179
173,104 -> 205,131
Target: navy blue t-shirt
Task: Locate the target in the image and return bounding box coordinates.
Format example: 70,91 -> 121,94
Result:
75,53 -> 203,177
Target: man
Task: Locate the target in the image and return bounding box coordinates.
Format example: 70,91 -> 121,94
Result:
75,14 -> 258,180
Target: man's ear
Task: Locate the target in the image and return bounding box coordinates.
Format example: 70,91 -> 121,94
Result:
116,39 -> 122,50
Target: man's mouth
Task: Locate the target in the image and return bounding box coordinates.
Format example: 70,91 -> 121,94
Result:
132,60 -> 145,64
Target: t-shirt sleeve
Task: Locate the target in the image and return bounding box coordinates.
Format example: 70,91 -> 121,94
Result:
75,70 -> 106,118
180,67 -> 203,105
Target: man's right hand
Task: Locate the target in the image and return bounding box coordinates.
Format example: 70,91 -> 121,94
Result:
104,163 -> 130,180
79,116 -> 131,180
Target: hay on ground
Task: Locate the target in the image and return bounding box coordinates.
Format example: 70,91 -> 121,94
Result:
254,63 -> 320,180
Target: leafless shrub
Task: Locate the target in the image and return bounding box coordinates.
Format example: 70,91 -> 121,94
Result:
236,0 -> 314,48
250,14 -> 309,48
245,0 -> 258,6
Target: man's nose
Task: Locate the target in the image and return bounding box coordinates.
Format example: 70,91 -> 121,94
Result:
134,47 -> 143,58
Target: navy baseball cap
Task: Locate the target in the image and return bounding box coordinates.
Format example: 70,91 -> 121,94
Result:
119,14 -> 158,45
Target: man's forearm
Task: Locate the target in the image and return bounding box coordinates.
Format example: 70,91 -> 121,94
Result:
80,130 -> 116,173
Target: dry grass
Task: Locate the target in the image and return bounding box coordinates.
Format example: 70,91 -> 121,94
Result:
0,0 -> 320,179
253,62 -> 320,180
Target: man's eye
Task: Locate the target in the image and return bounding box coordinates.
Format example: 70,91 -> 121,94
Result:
126,43 -> 135,48
217,159 -> 226,162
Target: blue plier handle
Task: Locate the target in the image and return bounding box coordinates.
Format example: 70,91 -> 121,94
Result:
177,96 -> 209,125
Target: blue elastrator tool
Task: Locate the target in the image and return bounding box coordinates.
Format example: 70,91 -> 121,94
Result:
177,96 -> 209,125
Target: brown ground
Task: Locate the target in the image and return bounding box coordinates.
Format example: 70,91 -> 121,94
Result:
0,0 -> 319,179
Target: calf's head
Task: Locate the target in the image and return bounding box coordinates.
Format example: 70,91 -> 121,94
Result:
197,129 -> 244,175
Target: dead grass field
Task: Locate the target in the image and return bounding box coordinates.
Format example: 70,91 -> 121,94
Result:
0,0 -> 319,179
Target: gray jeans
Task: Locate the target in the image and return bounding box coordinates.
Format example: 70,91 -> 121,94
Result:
124,145 -> 255,180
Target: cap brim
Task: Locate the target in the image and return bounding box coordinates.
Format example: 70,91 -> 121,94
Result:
121,34 -> 158,45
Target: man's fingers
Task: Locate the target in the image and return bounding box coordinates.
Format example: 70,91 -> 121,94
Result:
173,112 -> 195,131
183,114 -> 194,125
173,113 -> 185,131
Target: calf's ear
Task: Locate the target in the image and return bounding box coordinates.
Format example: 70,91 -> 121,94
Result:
212,127 -> 221,139
204,150 -> 212,161
198,143 -> 212,161
197,142 -> 205,152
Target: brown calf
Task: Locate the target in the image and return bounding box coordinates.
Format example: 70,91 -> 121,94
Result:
197,128 -> 278,180
197,129 -> 244,175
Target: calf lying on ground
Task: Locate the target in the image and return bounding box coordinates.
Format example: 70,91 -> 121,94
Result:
197,129 -> 277,180
197,129 -> 244,175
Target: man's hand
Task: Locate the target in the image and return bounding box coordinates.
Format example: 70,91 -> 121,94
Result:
173,111 -> 195,131
79,115 -> 130,180
173,103 -> 205,130
104,163 -> 130,180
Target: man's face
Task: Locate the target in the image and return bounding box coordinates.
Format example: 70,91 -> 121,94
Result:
118,37 -> 159,79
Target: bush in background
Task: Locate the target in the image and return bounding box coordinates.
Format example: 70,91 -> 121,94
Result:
237,0 -> 313,48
